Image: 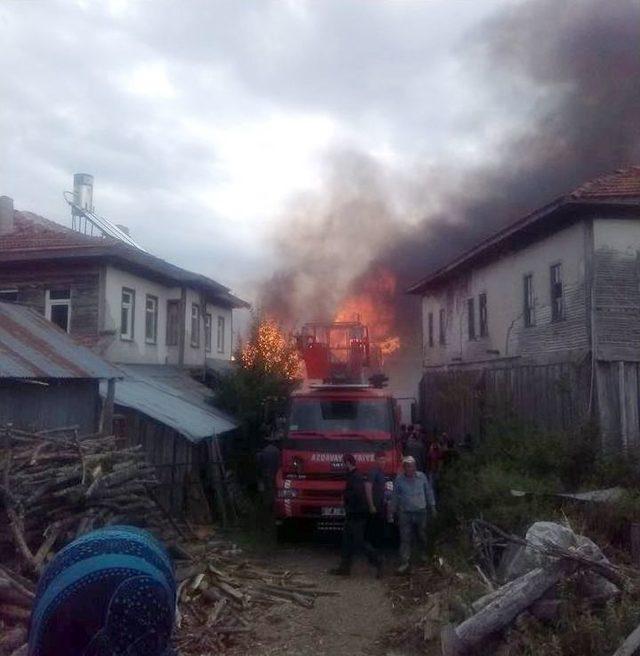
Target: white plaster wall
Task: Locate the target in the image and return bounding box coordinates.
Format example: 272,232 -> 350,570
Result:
421,221 -> 588,367
102,265 -> 182,364
103,266 -> 236,367
179,287 -> 233,367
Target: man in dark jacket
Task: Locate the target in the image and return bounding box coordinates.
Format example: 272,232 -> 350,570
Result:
330,453 -> 382,577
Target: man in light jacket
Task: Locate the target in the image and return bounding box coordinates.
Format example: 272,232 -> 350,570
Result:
391,455 -> 437,574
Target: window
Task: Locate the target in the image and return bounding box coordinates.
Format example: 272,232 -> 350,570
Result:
289,398 -> 392,433
439,308 -> 446,345
0,289 -> 18,303
46,288 -> 71,333
523,274 -> 535,327
479,293 -> 488,337
427,312 -> 434,348
120,288 -> 135,340
217,316 -> 225,353
145,295 -> 158,344
550,263 -> 564,322
190,303 -> 200,348
467,298 -> 476,340
166,300 -> 180,346
204,313 -> 212,352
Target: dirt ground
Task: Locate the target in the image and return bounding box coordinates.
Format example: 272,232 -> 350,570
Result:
224,530 -> 440,656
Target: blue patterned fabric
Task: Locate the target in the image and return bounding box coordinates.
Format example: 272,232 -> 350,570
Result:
28,526 -> 176,656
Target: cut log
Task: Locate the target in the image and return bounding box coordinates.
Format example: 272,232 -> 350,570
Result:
441,562 -> 567,656
612,621 -> 640,656
0,626 -> 27,654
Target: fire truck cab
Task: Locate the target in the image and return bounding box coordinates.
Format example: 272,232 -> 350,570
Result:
274,322 -> 401,535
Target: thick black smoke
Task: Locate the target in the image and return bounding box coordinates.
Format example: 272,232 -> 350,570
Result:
262,0 -> 640,361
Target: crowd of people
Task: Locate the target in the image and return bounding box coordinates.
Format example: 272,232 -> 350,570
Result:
329,425 -> 456,578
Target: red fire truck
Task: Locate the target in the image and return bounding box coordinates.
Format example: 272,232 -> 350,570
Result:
274,322 -> 402,536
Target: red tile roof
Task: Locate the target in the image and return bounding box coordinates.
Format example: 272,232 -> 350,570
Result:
0,210 -> 115,251
0,210 -> 249,309
408,166 -> 640,294
571,166 -> 640,199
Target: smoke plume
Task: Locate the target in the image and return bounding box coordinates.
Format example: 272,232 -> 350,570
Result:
261,0 -> 640,369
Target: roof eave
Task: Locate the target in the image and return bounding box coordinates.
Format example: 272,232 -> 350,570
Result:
406,195 -> 640,296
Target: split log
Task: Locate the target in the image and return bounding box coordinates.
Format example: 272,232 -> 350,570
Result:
0,627 -> 27,654
0,603 -> 31,622
612,621 -> 640,656
441,562 -> 567,656
8,644 -> 28,656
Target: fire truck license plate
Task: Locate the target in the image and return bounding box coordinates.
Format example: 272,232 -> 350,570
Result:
321,507 -> 345,517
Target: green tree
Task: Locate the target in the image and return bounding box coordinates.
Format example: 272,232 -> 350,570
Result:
216,314 -> 301,451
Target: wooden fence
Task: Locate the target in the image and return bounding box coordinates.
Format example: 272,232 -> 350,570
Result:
419,358 -> 592,441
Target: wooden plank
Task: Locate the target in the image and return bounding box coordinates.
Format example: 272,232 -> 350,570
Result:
619,361 -> 628,451
625,363 -> 640,449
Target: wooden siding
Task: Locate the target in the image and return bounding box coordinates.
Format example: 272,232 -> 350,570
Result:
594,249 -> 640,361
0,379 -> 100,433
514,280 -> 589,357
116,407 -> 214,522
0,262 -> 101,344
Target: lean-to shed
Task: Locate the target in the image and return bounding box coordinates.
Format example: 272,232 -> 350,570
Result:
0,301 -> 120,433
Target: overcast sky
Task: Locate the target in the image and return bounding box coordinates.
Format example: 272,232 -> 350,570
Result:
0,0 -> 514,299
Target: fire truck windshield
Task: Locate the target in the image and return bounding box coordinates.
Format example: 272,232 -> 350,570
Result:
289,398 -> 391,433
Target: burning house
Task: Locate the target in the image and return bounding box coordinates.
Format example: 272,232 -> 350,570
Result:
408,167 -> 640,451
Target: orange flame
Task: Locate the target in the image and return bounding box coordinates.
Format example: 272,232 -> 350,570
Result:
334,268 -> 401,358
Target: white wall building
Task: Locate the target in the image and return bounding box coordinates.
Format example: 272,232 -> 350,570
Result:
408,167 -> 640,450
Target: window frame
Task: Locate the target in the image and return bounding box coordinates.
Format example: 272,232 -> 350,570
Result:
0,288 -> 18,303
478,292 -> 488,338
550,263 -> 564,322
427,312 -> 434,348
45,288 -> 72,333
144,294 -> 158,344
190,303 -> 200,348
523,273 -> 535,328
120,287 -> 135,341
217,315 -> 225,353
467,297 -> 476,341
438,308 -> 446,346
204,312 -> 212,353
166,299 -> 180,346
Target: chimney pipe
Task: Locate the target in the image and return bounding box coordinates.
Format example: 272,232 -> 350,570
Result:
0,196 -> 14,236
73,173 -> 94,212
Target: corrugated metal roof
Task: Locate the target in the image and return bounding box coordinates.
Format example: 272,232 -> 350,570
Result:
0,302 -> 121,379
102,364 -> 237,443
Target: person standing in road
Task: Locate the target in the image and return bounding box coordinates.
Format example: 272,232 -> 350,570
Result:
365,449 -> 388,549
404,429 -> 426,473
392,455 -> 437,574
330,454 -> 383,578
256,439 -> 281,510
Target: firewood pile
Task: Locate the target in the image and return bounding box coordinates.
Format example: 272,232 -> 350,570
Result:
0,426 -> 322,656
0,426 -> 183,655
174,540 -> 332,654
